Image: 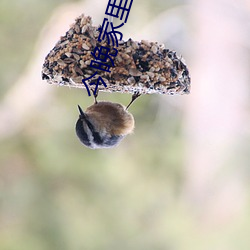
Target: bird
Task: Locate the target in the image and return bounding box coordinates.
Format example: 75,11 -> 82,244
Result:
75,91 -> 140,149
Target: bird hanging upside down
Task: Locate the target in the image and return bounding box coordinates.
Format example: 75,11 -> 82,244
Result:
75,91 -> 140,149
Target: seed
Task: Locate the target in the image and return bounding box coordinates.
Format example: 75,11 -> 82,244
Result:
74,66 -> 83,75
128,77 -> 135,84
59,40 -> 69,47
82,43 -> 90,50
73,53 -> 80,60
141,40 -> 150,47
75,25 -> 80,34
149,67 -> 155,72
81,26 -> 87,34
63,58 -> 75,64
147,72 -> 154,79
140,75 -> 149,82
151,45 -> 158,54
72,48 -> 85,55
65,52 -> 72,58
72,76 -> 83,83
116,54 -> 123,62
57,59 -> 66,66
122,53 -> 130,60
129,68 -> 142,76
132,41 -> 139,50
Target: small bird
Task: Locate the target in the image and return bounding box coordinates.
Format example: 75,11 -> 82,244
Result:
75,92 -> 140,149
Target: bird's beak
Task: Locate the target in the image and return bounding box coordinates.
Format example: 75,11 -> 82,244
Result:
77,105 -> 86,119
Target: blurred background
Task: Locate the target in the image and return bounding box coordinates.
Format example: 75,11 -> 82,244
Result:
1,0 -> 250,249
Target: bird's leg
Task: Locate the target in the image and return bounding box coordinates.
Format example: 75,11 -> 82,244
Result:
126,91 -> 141,110
91,89 -> 99,104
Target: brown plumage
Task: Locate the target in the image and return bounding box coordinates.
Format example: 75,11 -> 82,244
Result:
85,101 -> 135,136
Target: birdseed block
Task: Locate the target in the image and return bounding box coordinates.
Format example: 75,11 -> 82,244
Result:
42,14 -> 190,95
